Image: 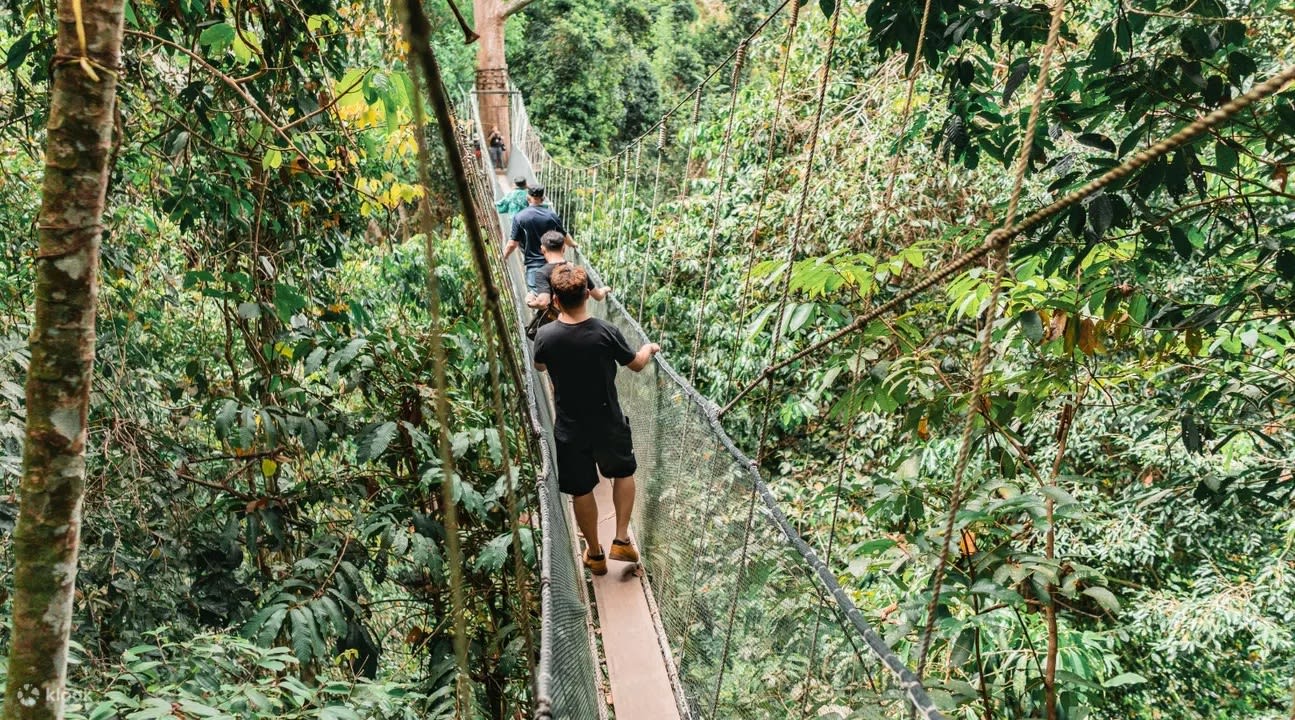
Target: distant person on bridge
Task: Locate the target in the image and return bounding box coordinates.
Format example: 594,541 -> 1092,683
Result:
533,265 -> 660,576
503,185 -> 575,292
488,126 -> 506,171
495,177 -> 529,215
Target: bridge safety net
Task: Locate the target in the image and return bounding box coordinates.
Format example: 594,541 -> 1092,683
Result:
455,86 -> 943,719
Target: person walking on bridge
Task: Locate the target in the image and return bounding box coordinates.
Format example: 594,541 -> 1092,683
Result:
503,185 -> 574,292
530,230 -> 609,308
495,177 -> 529,215
532,265 -> 660,576
488,126 -> 506,171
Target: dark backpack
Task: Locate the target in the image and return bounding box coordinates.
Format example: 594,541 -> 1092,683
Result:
525,303 -> 558,341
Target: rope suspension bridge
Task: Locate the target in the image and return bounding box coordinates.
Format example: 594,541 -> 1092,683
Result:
397,0 -> 1295,715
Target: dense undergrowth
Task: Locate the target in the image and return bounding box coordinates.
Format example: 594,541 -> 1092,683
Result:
559,1 -> 1295,718
0,1 -> 537,717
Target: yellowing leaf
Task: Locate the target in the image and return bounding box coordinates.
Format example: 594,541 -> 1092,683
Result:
261,458 -> 278,478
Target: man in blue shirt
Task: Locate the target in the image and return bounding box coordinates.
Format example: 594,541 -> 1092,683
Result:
503,185 -> 575,291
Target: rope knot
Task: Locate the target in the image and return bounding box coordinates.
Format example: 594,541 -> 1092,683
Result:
732,41 -> 748,84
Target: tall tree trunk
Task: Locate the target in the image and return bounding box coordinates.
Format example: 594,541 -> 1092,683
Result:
474,0 -> 538,150
4,1 -> 124,718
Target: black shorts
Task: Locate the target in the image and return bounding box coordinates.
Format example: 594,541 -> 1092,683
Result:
555,425 -> 637,496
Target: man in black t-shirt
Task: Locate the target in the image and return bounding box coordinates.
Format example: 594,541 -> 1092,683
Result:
529,231 -> 610,308
533,264 -> 660,576
503,186 -> 574,292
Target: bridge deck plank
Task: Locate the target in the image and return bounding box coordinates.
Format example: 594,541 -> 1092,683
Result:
585,476 -> 681,720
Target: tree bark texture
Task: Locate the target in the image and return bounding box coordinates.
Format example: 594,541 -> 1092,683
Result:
4,1 -> 124,718
474,0 -> 512,147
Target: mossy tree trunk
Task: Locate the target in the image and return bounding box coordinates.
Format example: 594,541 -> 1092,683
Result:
3,1 -> 125,718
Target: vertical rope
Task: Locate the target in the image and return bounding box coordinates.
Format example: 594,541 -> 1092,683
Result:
711,5 -> 841,713
480,286 -> 537,685
679,84 -> 706,199
611,149 -> 638,288
653,86 -> 703,341
667,6 -> 794,676
881,0 -> 935,206
736,0 -> 802,328
916,0 -> 1068,680
588,166 -> 600,259
797,340 -> 867,719
637,143 -> 666,320
400,18 -> 472,713
688,41 -> 749,386
620,143 -> 644,291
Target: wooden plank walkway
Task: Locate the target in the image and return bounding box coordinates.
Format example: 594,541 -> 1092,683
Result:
586,477 -> 681,720
497,150 -> 681,719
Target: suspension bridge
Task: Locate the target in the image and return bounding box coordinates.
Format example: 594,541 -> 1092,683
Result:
400,0 -> 1295,715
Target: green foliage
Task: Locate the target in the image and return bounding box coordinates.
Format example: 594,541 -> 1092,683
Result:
574,2 -> 1295,718
509,0 -> 777,153
2,2 -> 534,716
2,633 -> 429,720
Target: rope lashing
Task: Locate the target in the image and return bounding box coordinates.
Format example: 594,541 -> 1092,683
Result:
719,60 -> 1295,418
732,39 -> 748,83
710,2 -> 842,713
657,114 -> 669,151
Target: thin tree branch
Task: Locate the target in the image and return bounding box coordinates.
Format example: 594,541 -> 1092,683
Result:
123,28 -> 324,175
501,0 -> 542,19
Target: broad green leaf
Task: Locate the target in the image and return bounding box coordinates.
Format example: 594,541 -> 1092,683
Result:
356,421 -> 398,463
1082,585 -> 1120,612
263,147 -> 283,171
198,22 -> 236,53
1103,672 -> 1148,688
4,32 -> 34,71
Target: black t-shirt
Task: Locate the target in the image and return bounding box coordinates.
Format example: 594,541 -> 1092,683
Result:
533,318 -> 636,441
510,206 -> 566,268
534,261 -> 594,298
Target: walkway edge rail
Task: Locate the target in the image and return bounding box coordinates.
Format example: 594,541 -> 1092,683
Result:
455,88 -> 607,718
575,254 -> 946,720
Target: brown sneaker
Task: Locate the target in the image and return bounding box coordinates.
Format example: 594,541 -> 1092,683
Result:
583,547 -> 607,576
609,538 -> 639,563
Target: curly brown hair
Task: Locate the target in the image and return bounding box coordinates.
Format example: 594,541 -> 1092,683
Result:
551,264 -> 589,310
